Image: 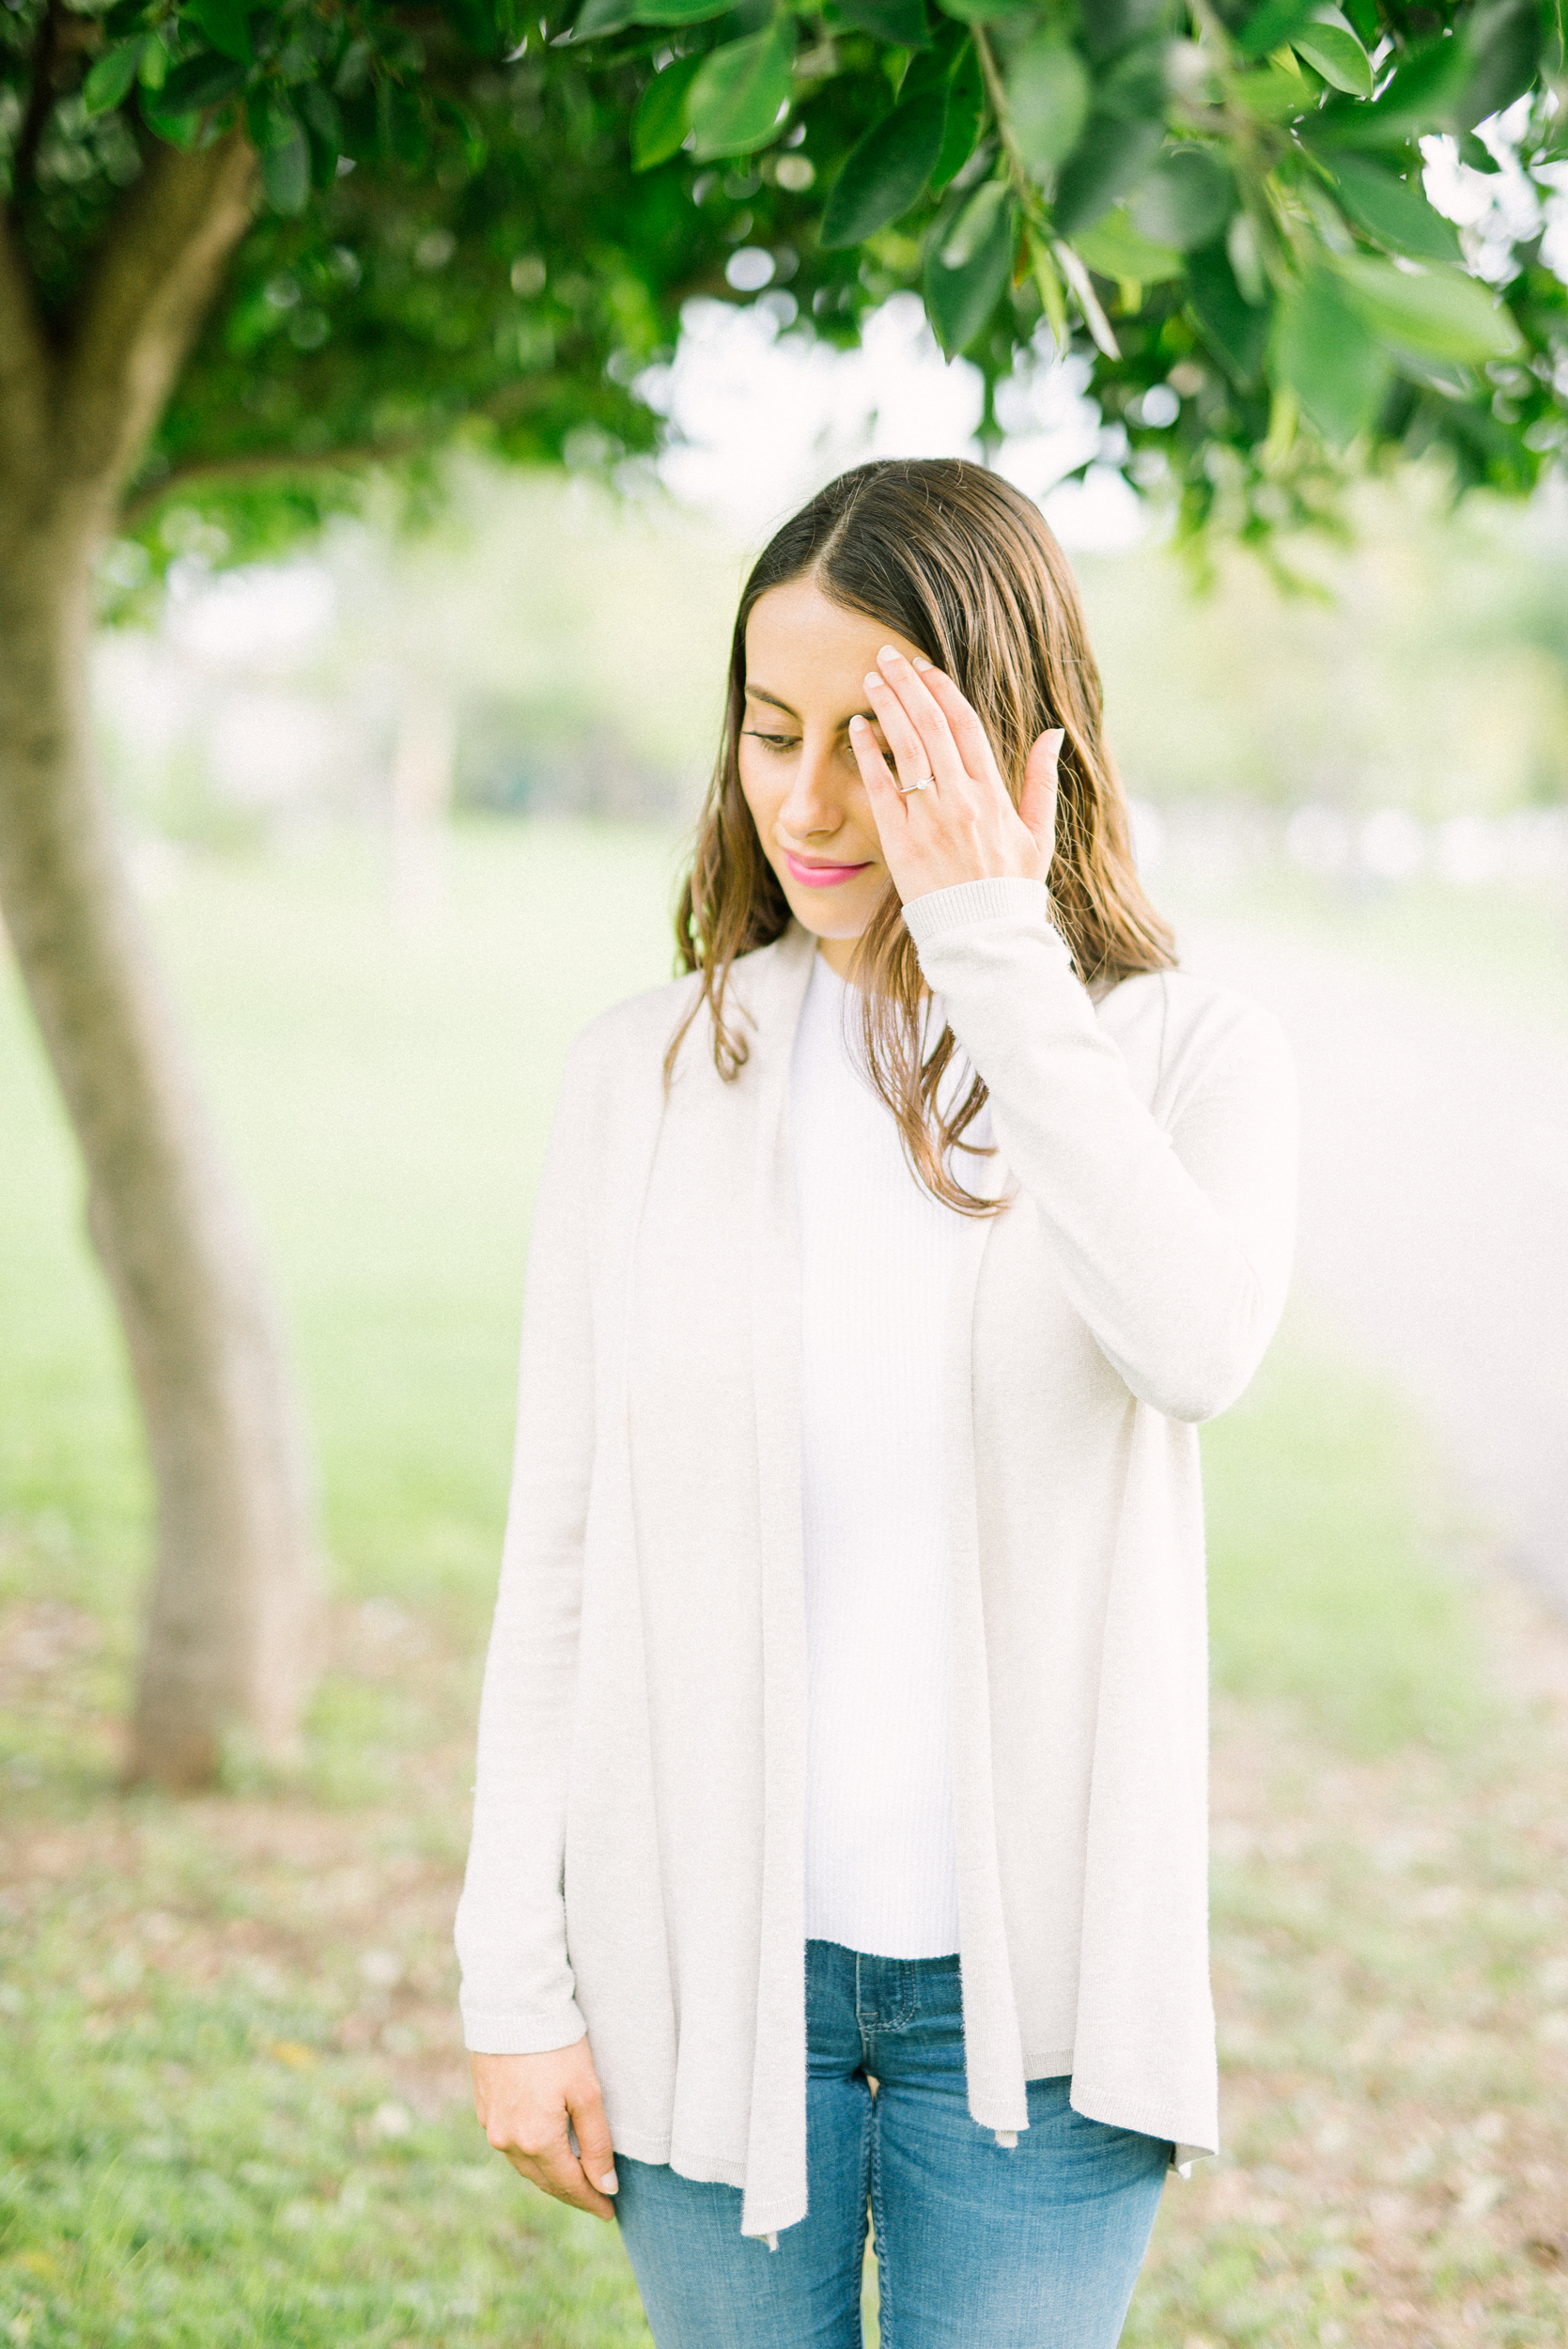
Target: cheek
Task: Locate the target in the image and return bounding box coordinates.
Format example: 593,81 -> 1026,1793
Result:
737,746 -> 783,841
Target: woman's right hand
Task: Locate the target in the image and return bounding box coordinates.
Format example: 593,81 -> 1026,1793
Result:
470,2041 -> 619,2221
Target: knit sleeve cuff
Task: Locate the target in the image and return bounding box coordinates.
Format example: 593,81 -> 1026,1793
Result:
901,877 -> 1070,958
460,1999 -> 588,2057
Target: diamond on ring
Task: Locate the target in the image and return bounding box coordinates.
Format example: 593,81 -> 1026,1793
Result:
896,774 -> 933,794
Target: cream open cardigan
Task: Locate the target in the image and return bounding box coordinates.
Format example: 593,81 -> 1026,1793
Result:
456,876 -> 1298,2242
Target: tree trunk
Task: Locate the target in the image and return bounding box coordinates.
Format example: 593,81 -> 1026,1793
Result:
0,500 -> 322,1789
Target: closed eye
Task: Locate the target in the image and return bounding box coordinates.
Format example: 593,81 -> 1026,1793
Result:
742,730 -> 800,752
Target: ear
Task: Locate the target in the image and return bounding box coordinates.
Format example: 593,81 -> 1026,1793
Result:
1018,729 -> 1063,869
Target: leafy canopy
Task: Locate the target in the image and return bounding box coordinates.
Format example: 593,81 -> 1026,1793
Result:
2,0 -> 1564,554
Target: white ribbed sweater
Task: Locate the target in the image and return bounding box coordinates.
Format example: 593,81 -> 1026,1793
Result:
455,879 -> 1299,2241
794,951 -> 983,1960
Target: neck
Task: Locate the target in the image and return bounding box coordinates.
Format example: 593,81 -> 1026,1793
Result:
815,935 -> 862,982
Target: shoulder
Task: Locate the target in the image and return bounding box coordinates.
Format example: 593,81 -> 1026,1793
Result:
560,927 -> 805,1108
569,968 -> 704,1074
1094,966 -> 1296,1113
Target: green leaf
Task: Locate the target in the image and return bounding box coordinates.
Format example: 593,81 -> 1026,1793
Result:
260,113 -> 310,212
1316,35 -> 1472,146
631,52 -> 703,168
1005,36 -> 1089,174
1455,130 -> 1500,173
687,23 -> 794,160
935,0 -> 1034,22
834,0 -> 930,46
437,92 -> 488,174
300,83 -> 341,142
1271,268 -> 1389,443
299,82 -> 342,185
570,0 -> 638,33
1187,239 -> 1270,384
1026,226 -> 1068,342
1454,0 -> 1540,131
138,30 -> 168,88
181,0 -> 253,68
334,39 -> 370,97
900,29 -> 960,102
924,178 -> 1016,351
1232,58 -> 1315,120
1322,154 -> 1462,264
1233,0 -> 1315,59
821,89 -> 947,246
1291,8 -> 1372,99
1128,146 -> 1231,250
335,85 -> 377,161
939,170 -> 1006,265
1075,206 -> 1185,283
445,0 -> 501,54
82,38 -> 144,116
927,36 -> 981,190
1079,0 -> 1170,61
245,89 -> 293,148
1095,36 -> 1170,121
1052,113 -> 1164,237
159,50 -> 246,110
139,91 -> 201,146
634,0 -> 732,24
377,79 -> 429,168
1335,254 -> 1525,363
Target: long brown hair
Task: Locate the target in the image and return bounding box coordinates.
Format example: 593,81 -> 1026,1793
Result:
671,458 -> 1176,1212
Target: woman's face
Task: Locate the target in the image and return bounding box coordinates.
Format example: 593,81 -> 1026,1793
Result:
738,578 -> 927,976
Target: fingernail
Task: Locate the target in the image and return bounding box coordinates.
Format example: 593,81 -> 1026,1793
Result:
877,645 -> 899,663
848,712 -> 866,733
911,656 -> 931,672
599,2170 -> 618,2193
863,673 -> 881,693
1048,729 -> 1064,754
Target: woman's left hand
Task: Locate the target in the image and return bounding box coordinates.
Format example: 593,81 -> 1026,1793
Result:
850,644 -> 1063,907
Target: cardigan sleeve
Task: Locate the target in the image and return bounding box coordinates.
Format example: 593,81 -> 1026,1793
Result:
904,878 -> 1298,1423
455,1035 -> 598,2054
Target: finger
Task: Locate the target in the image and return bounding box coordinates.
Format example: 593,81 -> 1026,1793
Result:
1018,728 -> 1063,862
906,661 -> 999,784
870,647 -> 968,791
505,2136 -> 616,2221
848,712 -> 910,833
862,670 -> 944,799
570,2084 -> 619,2202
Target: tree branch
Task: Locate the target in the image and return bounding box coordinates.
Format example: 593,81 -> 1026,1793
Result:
0,204 -> 54,490
54,127 -> 259,516
117,376 -> 567,528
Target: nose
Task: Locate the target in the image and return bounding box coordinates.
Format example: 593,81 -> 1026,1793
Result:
777,733 -> 847,844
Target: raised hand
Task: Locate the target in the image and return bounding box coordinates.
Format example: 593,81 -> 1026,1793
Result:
849,644 -> 1063,908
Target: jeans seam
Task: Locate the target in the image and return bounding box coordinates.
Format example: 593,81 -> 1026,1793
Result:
855,2080 -> 875,2349
869,2085 -> 893,2349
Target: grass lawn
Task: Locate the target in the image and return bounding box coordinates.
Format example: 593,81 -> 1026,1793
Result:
2,824 -> 1565,2347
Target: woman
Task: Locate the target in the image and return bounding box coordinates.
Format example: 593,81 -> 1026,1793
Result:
456,459 -> 1297,2347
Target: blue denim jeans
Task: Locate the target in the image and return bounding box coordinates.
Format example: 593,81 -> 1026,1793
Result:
613,1940 -> 1171,2347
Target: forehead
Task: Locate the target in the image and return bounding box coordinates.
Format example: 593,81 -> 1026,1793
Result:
744,579 -> 923,698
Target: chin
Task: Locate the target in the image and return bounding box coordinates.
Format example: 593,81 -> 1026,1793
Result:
789,905 -> 869,944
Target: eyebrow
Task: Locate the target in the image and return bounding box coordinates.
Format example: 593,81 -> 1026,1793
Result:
744,683 -> 878,728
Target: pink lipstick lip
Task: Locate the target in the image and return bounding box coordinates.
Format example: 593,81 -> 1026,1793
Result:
784,850 -> 872,888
